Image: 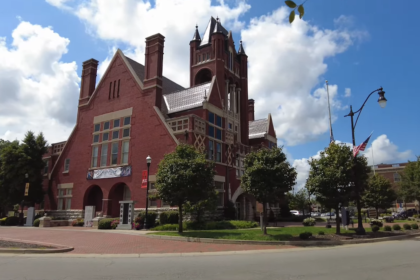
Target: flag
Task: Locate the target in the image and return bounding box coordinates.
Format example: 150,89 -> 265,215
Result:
141,170 -> 148,188
353,133 -> 373,157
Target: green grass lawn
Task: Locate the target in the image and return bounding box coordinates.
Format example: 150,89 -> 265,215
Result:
149,227 -> 371,241
394,220 -> 418,223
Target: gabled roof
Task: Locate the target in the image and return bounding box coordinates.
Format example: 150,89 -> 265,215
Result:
200,17 -> 228,46
249,118 -> 268,139
163,82 -> 211,114
124,56 -> 185,95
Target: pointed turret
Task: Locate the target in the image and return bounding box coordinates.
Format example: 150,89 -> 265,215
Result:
238,40 -> 246,55
213,17 -> 223,33
191,25 -> 201,41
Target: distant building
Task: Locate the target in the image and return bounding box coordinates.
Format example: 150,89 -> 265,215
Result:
41,17 -> 278,220
372,162 -> 416,210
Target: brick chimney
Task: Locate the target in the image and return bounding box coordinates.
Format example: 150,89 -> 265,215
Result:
248,99 -> 255,121
79,59 -> 98,105
144,33 -> 165,108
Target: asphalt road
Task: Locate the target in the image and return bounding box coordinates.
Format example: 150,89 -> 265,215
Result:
1,239 -> 420,280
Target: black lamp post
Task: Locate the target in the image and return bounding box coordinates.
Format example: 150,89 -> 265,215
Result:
143,155 -> 152,229
345,87 -> 387,235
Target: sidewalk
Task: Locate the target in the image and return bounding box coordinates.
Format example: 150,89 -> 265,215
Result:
0,227 -> 293,254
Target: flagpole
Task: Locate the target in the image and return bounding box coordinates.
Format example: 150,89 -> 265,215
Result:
326,80 -> 334,143
371,143 -> 376,175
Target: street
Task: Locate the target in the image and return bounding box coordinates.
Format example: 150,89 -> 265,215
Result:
1,239 -> 420,280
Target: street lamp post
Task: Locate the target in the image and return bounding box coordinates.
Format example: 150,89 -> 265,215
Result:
345,87 -> 387,235
143,156 -> 152,230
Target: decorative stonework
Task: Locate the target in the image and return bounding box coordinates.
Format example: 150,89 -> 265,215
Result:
225,131 -> 234,145
194,133 -> 206,153
194,118 -> 206,134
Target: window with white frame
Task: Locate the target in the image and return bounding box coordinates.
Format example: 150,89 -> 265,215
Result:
91,146 -> 99,167
93,134 -> 99,143
150,183 -> 156,190
102,132 -> 109,141
64,159 -> 70,172
112,130 -> 119,140
114,119 -> 120,128
121,141 -> 129,164
100,144 -> 108,167
216,142 -> 222,162
208,112 -> 222,140
161,200 -> 170,207
57,189 -> 64,210
104,121 -> 110,130
208,140 -> 214,160
149,199 -> 157,207
94,123 -> 100,132
111,142 -> 119,165
124,116 -> 131,126
394,173 -> 401,182
123,128 -> 130,138
43,159 -> 49,175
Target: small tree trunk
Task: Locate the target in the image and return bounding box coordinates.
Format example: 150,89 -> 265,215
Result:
376,207 -> 379,219
178,204 -> 183,233
263,202 -> 267,235
335,208 -> 340,234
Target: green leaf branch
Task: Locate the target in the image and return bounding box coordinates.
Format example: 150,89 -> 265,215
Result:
285,0 -> 307,23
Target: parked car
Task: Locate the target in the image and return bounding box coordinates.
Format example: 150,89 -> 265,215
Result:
394,209 -> 419,219
290,210 -> 302,216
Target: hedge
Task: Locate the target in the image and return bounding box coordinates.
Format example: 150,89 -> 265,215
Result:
137,211 -> 158,228
152,220 -> 258,231
159,211 -> 179,225
0,217 -> 7,226
98,218 -> 120,229
5,216 -> 19,226
72,218 -> 84,227
33,219 -> 40,227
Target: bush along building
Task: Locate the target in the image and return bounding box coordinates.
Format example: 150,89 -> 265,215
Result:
42,17 -> 278,221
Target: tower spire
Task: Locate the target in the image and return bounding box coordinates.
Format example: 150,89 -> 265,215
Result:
191,24 -> 201,41
238,40 -> 246,55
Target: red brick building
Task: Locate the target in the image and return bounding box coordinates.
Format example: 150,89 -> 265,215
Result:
42,17 -> 277,220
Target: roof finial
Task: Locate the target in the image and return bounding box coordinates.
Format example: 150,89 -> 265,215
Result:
192,24 -> 201,41
216,16 -> 219,22
238,40 -> 246,55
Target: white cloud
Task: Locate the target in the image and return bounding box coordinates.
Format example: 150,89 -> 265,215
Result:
242,8 -> 367,145
344,88 -> 351,97
362,134 -> 413,166
0,21 -> 79,143
292,150 -> 322,192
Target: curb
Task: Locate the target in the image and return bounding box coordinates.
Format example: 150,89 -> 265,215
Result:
0,237 -> 74,254
145,232 -> 420,246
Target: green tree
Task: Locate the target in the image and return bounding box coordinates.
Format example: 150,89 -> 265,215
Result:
306,143 -> 369,234
241,147 -> 297,235
0,132 -> 47,210
399,156 -> 420,213
288,189 -> 309,214
184,190 -> 218,223
156,144 -> 215,233
362,174 -> 397,219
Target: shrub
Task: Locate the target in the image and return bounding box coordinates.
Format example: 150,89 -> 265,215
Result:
72,218 -> 84,227
369,219 -> 383,227
315,217 -> 327,222
413,214 -> 419,219
33,219 -> 40,227
318,231 -> 325,235
412,223 -> 419,229
299,232 -> 313,240
159,211 -> 179,225
152,220 -> 258,231
110,220 -> 120,229
372,225 -> 380,232
384,216 -> 394,223
0,217 -> 7,226
403,224 -> 412,230
5,216 -> 19,226
302,218 -> 316,226
137,211 -> 158,228
98,218 -> 120,229
325,224 -> 332,228
392,224 -> 401,231
223,201 -> 237,220
384,225 -> 392,231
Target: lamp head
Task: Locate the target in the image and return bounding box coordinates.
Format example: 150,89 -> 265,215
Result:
25,173 -> 28,179
377,88 -> 387,108
146,155 -> 152,165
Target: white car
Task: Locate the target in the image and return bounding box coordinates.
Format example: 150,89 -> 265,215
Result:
290,210 -> 302,216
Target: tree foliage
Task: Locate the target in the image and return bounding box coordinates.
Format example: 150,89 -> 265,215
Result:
288,189 -> 309,214
399,156 -> 420,206
285,0 -> 306,23
156,144 -> 215,233
306,143 -> 370,234
362,174 -> 397,219
184,190 -> 218,224
241,147 -> 297,234
0,132 -> 47,214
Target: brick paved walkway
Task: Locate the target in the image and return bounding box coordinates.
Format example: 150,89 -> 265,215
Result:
0,227 -> 293,254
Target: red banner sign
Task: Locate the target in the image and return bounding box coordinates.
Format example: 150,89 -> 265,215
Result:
141,170 -> 148,188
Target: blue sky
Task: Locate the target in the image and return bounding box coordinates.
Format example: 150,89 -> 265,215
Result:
0,0 -> 417,188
